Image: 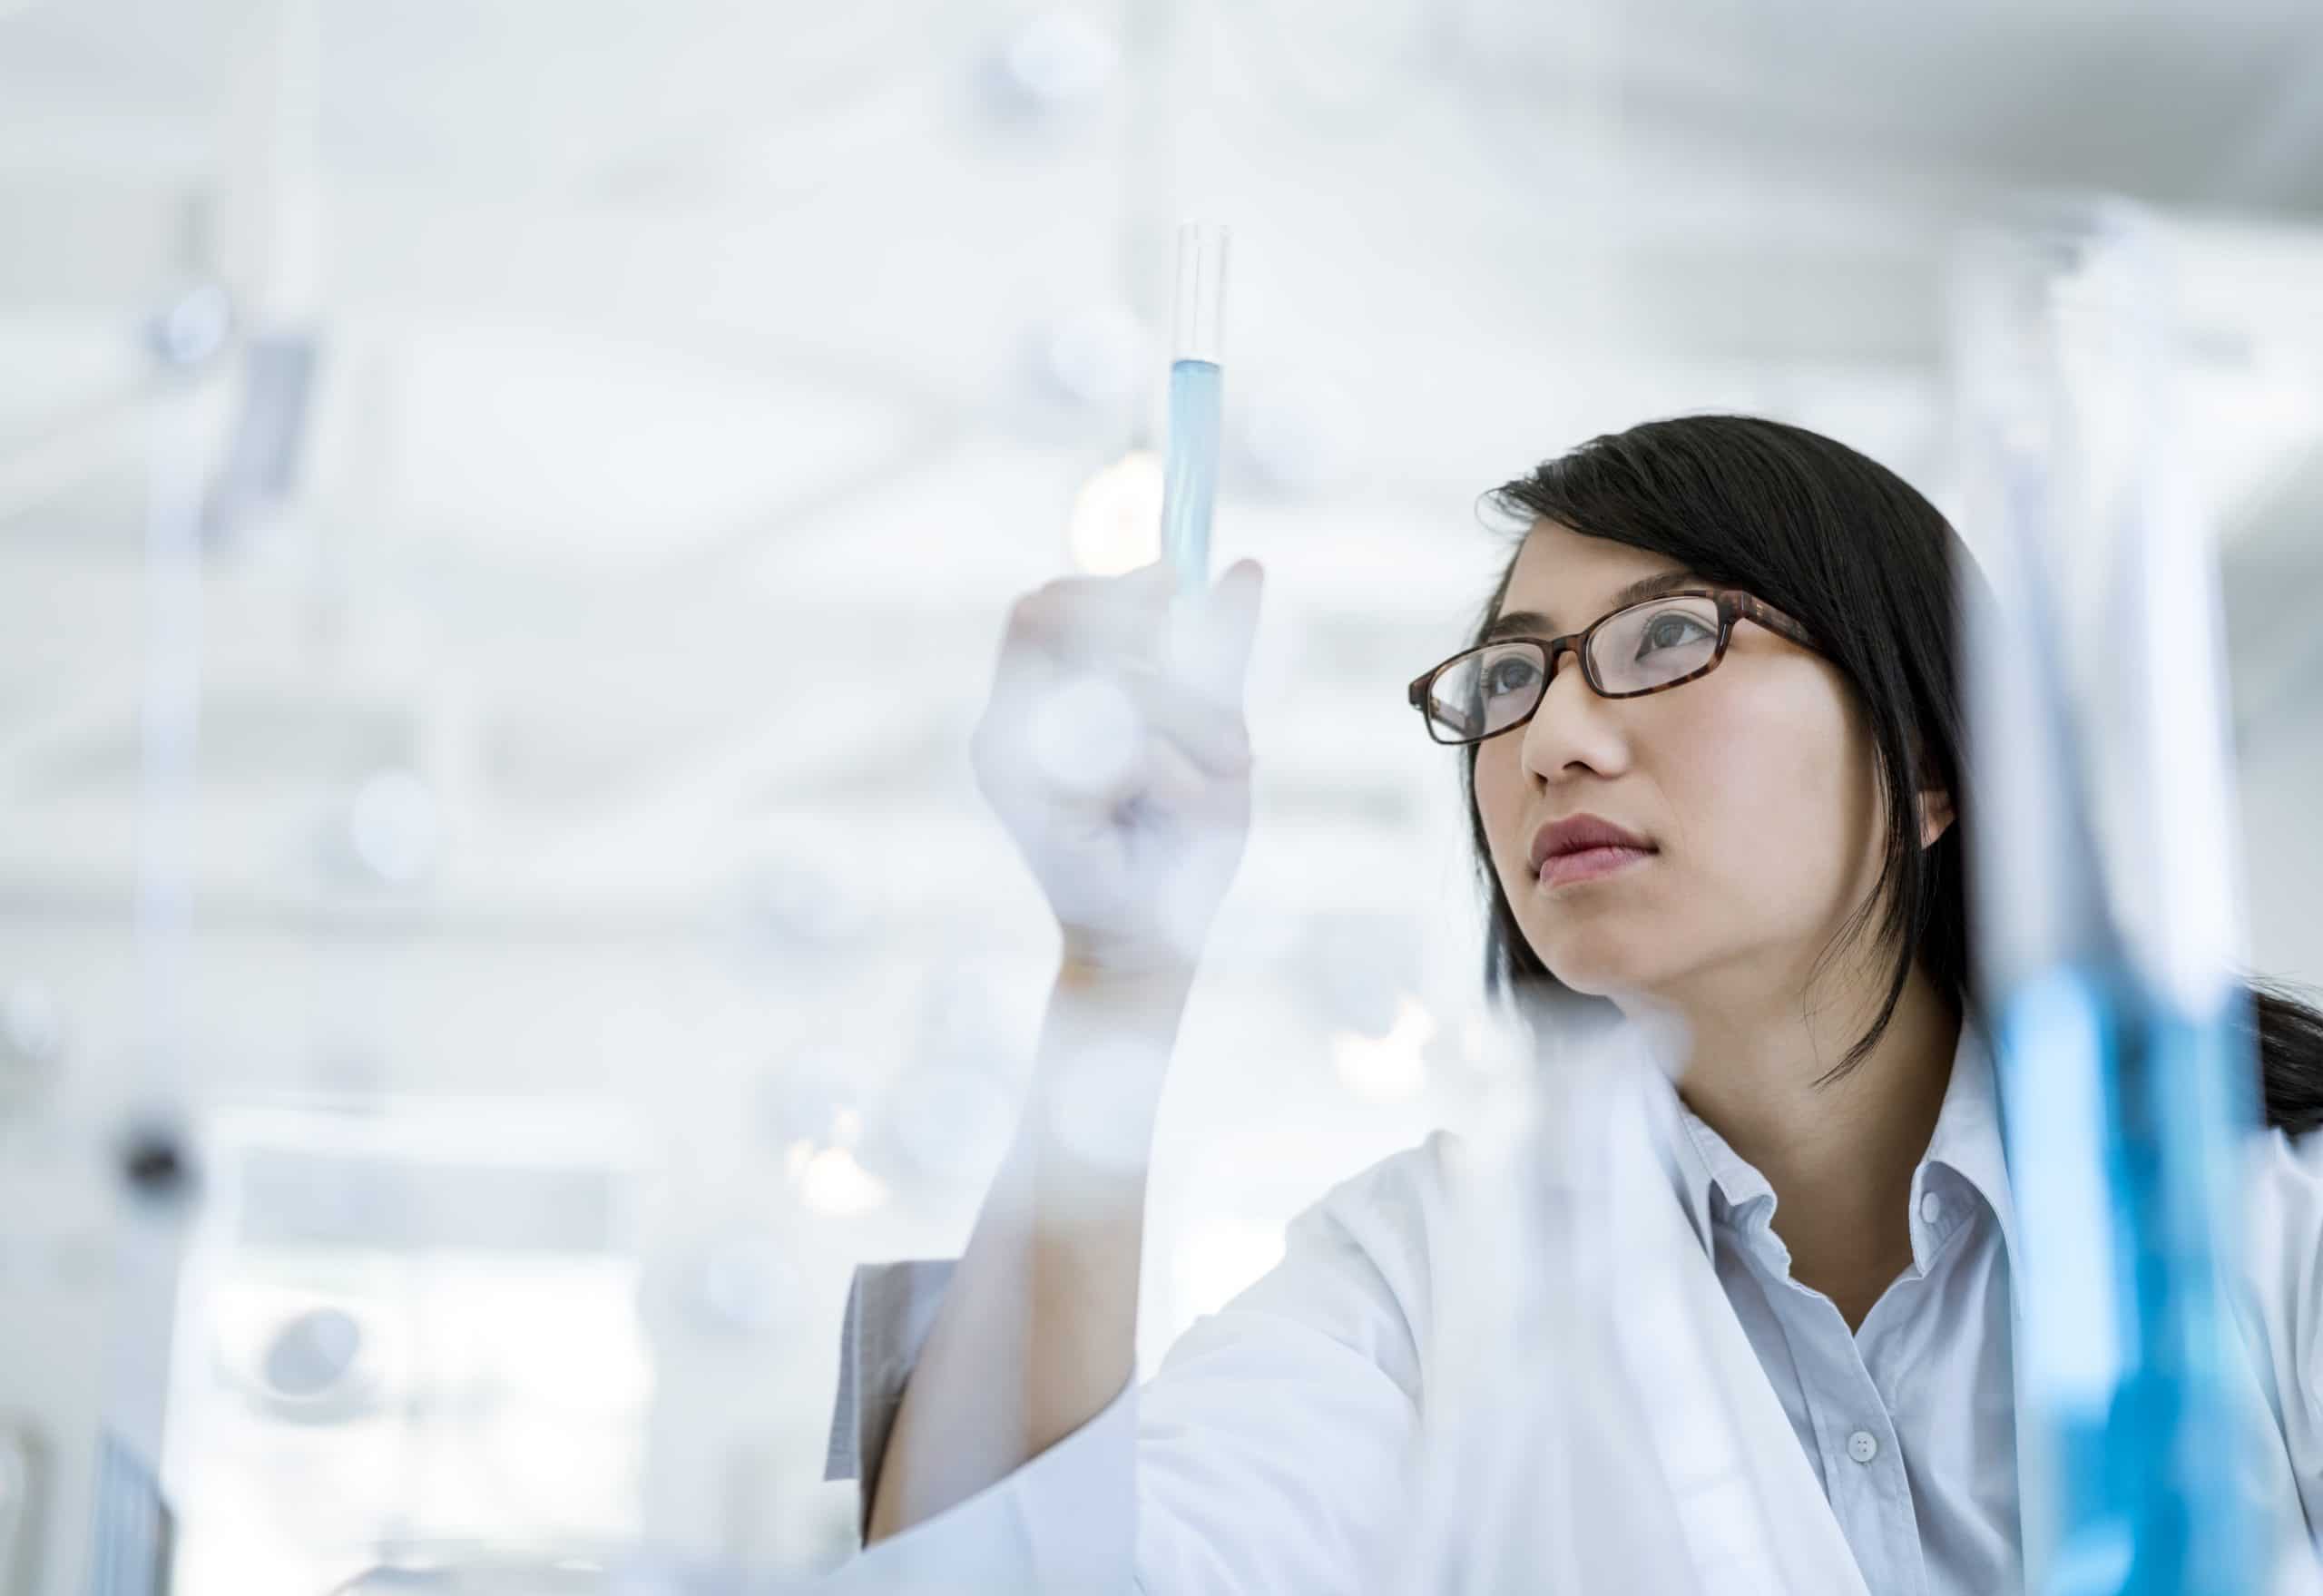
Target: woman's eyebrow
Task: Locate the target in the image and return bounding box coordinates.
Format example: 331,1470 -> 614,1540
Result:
1483,570 -> 1703,641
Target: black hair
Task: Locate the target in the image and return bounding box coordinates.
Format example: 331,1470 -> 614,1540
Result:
1464,413 -> 2323,1136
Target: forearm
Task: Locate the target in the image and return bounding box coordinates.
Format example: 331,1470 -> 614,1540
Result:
864,958 -> 1191,1543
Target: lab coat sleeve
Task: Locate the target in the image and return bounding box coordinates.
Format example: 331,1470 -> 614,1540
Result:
822,1136 -> 1447,1594
824,1258 -> 959,1503
1126,1150 -> 1435,1593
822,1257 -> 1141,1589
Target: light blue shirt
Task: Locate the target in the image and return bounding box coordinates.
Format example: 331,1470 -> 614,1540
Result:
827,1023 -> 2323,1592
1665,1027 -> 2021,1593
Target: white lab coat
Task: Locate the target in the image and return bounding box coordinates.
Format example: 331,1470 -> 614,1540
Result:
822,1040 -> 2323,1592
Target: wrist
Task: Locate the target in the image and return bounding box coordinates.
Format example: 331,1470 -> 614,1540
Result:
1023,955 -> 1190,1171
1056,944 -> 1198,1000
1044,955 -> 1191,1058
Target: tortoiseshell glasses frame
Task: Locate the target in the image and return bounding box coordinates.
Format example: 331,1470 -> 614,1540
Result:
1406,589 -> 1823,747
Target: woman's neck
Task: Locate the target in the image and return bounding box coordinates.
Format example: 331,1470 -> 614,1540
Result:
1657,960 -> 1962,1331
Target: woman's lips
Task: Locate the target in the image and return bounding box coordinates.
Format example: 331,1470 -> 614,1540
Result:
1537,844 -> 1655,889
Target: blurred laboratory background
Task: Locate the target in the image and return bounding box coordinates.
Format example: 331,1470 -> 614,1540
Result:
4,0 -> 2323,1591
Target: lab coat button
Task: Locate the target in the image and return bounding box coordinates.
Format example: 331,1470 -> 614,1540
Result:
1919,1192 -> 1944,1226
1848,1430 -> 1879,1464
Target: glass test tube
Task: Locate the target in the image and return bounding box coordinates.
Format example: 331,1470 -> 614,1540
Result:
1161,222 -> 1228,593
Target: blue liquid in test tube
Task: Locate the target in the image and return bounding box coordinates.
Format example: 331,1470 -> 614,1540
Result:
1162,357 -> 1221,586
1161,223 -> 1228,592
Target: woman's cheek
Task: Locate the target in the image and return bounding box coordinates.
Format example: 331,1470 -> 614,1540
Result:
1670,710 -> 1773,815
1474,749 -> 1529,879
1692,694 -> 1864,906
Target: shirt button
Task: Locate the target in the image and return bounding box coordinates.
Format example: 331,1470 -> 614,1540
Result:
1848,1430 -> 1879,1464
1919,1192 -> 1944,1226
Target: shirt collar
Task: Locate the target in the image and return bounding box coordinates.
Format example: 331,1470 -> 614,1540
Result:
1918,1015 -> 2019,1268
1654,1014 -> 2019,1276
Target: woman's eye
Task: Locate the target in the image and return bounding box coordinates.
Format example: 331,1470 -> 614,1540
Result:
1484,657 -> 1539,697
1636,614 -> 1712,655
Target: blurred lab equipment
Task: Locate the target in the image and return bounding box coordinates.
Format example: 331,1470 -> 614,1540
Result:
0,986 -> 64,1116
1954,199 -> 2297,1594
1398,995 -> 1870,1595
162,1099 -> 652,1590
327,1542 -> 700,1596
0,269 -> 255,1596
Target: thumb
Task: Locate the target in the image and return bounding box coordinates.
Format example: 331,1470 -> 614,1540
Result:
1169,558 -> 1265,704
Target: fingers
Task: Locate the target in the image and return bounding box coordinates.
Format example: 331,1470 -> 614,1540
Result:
989,566 -> 1166,719
1005,557 -> 1261,686
975,663 -> 1250,810
995,558 -> 1262,727
1114,667 -> 1251,777
977,558 -> 1260,821
971,558 -> 1260,969
1005,563 -> 1177,664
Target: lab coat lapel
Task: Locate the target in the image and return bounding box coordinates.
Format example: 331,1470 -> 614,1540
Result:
1614,1054 -> 1873,1595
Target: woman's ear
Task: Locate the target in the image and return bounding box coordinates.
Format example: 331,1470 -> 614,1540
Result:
1908,729 -> 1955,849
1917,787 -> 1955,849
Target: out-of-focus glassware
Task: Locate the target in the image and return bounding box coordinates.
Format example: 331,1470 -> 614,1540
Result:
1953,196 -> 2287,1596
1397,992 -> 1870,1595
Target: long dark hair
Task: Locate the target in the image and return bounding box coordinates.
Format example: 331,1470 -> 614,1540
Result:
1464,414 -> 2323,1136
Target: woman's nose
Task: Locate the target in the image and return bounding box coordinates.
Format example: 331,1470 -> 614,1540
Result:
1519,644 -> 1622,780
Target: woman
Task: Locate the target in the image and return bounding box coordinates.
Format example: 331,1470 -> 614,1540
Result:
824,416 -> 2323,1593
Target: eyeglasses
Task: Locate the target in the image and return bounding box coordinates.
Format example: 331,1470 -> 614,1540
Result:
1406,589 -> 1821,746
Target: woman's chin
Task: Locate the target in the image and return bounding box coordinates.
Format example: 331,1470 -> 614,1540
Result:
1534,953 -> 1620,997
1544,966 -> 1624,1000
1530,929 -> 1657,998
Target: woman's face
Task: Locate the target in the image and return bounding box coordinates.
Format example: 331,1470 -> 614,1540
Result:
1471,521 -> 1891,1009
